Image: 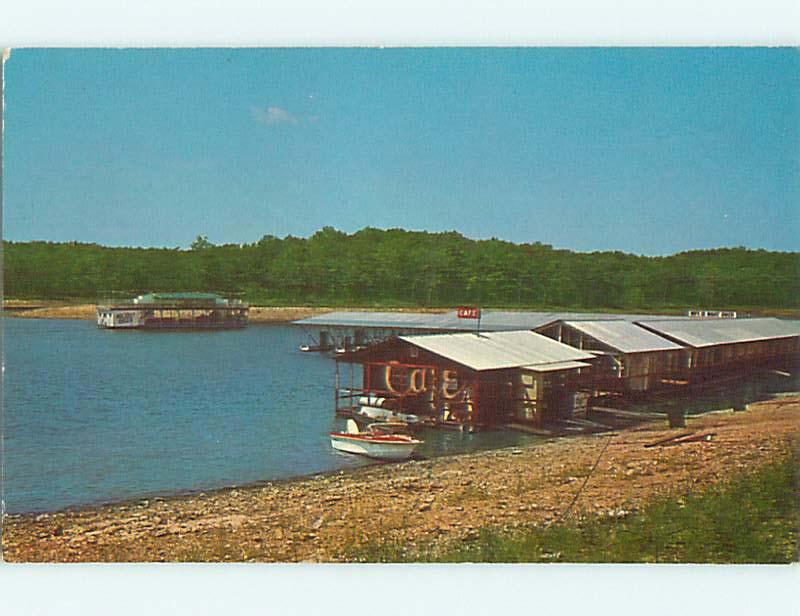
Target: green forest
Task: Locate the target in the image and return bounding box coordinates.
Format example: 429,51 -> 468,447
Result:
3,227 -> 799,312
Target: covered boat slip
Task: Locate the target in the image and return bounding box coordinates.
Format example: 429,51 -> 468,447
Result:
534,316 -> 800,399
335,330 -> 595,428
636,317 -> 800,381
535,319 -> 685,393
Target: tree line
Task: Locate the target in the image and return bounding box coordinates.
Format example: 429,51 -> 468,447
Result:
3,227 -> 799,311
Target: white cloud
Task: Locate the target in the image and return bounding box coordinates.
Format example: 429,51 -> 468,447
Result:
252,105 -> 298,125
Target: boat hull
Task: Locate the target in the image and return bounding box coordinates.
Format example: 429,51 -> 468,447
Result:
329,433 -> 421,460
97,312 -> 246,330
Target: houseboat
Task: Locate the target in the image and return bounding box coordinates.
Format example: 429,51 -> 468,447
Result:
96,292 -> 248,330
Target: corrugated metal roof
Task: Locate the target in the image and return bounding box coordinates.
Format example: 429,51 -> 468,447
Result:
636,318 -> 800,348
399,330 -> 596,371
292,311 -> 447,329
560,320 -> 684,353
468,311 -> 691,330
134,292 -> 231,306
293,310 -> 690,331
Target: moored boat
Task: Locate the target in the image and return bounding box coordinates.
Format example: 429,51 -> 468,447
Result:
97,291 -> 248,330
356,405 -> 422,426
299,342 -> 332,352
330,420 -> 423,460
356,396 -> 422,426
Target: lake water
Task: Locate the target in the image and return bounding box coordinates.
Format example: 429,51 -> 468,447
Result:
2,318 -> 541,514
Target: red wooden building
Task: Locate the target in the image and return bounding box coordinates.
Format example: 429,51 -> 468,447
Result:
335,330 -> 596,428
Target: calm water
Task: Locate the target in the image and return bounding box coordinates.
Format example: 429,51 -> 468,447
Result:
2,318 -> 540,514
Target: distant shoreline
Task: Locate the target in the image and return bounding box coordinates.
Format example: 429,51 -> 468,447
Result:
3,300 -> 799,321
1,302 -> 450,323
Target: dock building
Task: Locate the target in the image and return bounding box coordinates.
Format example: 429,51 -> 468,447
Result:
534,319 -> 685,392
299,310 -> 799,430
335,330 -> 596,428
635,317 -> 800,382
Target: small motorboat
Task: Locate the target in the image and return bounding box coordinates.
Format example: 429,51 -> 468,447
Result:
299,342 -> 328,352
330,420 -> 423,460
356,396 -> 421,426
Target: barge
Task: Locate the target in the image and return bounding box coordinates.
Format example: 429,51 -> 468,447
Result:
97,292 -> 248,330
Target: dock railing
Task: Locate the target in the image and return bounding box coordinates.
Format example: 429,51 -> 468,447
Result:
97,290 -> 248,309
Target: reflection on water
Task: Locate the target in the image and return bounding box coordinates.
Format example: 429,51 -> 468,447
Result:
2,317 -> 797,514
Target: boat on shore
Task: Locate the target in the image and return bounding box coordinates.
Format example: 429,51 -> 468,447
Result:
330,420 -> 423,460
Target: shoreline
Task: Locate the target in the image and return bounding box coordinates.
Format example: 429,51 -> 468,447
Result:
4,301 -> 800,322
3,396 -> 798,562
1,302 -> 450,323
8,392 -> 798,519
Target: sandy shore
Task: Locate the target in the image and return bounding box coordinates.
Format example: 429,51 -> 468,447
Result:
2,301 -> 329,322
5,300 -> 797,322
3,397 -> 798,563
2,302 -> 98,320
2,301 -> 448,323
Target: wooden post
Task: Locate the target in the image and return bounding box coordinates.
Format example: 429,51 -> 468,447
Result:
334,361 -> 340,414
470,377 -> 479,425
432,367 -> 439,418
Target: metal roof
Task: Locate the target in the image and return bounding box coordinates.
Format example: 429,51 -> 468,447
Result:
525,360 -> 593,372
133,292 -> 232,306
559,320 -> 684,353
292,311 -> 448,330
636,318 -> 800,348
293,310 -> 690,331
398,330 -> 596,372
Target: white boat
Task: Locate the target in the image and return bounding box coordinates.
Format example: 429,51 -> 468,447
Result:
356,396 -> 421,425
330,420 -> 423,460
96,308 -> 146,328
299,343 -> 330,352
357,405 -> 421,425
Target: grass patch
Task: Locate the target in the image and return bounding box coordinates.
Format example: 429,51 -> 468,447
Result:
343,454 -> 799,563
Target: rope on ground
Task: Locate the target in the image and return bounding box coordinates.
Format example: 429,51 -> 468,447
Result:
551,432 -> 615,527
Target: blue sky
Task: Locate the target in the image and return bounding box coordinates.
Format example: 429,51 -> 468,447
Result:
3,47 -> 798,255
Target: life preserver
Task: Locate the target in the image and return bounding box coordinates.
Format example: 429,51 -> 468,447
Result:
408,369 -> 426,393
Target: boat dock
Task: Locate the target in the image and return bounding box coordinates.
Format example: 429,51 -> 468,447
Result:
295,310 -> 800,432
